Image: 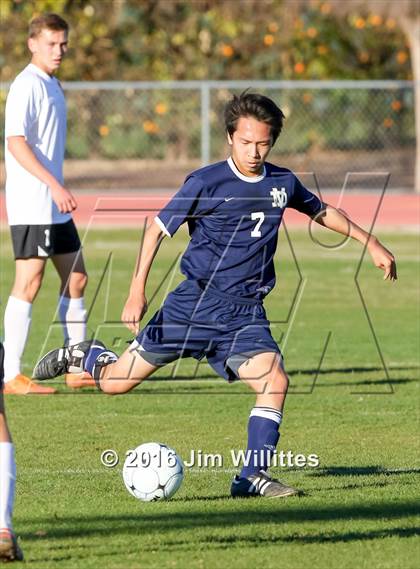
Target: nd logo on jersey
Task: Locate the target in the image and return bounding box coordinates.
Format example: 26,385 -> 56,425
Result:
270,187 -> 287,208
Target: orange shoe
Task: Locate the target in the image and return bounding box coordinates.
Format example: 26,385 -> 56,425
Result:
3,374 -> 56,395
65,372 -> 96,389
0,528 -> 24,562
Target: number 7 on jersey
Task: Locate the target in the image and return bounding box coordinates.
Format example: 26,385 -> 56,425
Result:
251,211 -> 265,237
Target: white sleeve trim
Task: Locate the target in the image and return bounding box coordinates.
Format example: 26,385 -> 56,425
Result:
154,216 -> 171,237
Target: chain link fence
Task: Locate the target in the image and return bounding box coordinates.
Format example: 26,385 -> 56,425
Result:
0,80 -> 416,191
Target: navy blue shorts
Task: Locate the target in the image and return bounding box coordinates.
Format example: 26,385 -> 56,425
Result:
135,280 -> 281,381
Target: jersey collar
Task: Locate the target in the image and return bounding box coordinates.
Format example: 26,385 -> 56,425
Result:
227,157 -> 266,183
28,63 -> 54,82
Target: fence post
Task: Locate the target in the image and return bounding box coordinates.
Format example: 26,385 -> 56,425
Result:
201,82 -> 210,166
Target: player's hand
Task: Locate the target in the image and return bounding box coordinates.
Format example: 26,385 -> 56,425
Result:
367,237 -> 397,281
50,184 -> 77,213
121,294 -> 148,335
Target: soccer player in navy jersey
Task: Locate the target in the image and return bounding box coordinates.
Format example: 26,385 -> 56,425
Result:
34,92 -> 397,498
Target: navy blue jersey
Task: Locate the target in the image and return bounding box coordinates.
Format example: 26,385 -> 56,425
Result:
156,157 -> 324,299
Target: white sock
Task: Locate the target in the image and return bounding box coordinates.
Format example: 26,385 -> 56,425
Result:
3,296 -> 32,383
58,296 -> 87,345
0,442 -> 15,530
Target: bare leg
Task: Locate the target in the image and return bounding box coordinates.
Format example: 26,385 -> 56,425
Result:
51,250 -> 88,298
52,251 -> 88,344
98,346 -> 159,395
4,258 -> 56,393
10,258 -> 46,302
237,351 -> 289,411
52,251 -> 92,388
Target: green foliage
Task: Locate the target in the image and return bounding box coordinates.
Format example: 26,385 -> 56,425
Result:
0,83 -> 414,162
0,0 -> 413,82
0,1 -> 415,165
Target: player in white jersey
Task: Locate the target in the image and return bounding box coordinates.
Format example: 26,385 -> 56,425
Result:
3,14 -> 94,394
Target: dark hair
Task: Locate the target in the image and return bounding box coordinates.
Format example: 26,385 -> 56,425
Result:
224,91 -> 285,145
29,13 -> 69,38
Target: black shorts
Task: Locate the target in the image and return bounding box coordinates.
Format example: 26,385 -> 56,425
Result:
10,219 -> 81,259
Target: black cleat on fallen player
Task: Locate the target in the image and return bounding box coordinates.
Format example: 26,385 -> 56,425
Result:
231,469 -> 302,498
33,340 -> 106,380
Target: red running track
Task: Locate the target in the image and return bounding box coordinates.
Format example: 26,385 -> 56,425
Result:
0,192 -> 419,229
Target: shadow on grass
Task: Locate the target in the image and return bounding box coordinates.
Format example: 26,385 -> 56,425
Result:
138,526 -> 420,553
19,500 -> 419,543
289,378 -> 415,388
309,465 -> 420,477
289,365 -> 420,376
287,364 -> 419,388
27,526 -> 420,564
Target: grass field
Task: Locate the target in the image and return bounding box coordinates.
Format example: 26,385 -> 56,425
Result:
1,225 -> 419,569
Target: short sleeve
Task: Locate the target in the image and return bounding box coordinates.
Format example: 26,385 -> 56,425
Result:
5,77 -> 37,139
287,175 -> 325,217
155,175 -> 213,237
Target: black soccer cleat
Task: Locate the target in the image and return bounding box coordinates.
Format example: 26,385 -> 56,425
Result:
33,340 -> 106,380
0,529 -> 24,562
231,470 -> 302,498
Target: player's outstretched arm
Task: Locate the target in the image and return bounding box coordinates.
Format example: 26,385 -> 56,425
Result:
7,136 -> 77,213
121,219 -> 166,334
314,204 -> 397,281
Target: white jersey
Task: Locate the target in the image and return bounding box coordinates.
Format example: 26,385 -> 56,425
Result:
4,63 -> 71,226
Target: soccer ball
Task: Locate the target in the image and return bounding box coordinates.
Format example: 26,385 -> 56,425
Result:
122,442 -> 184,502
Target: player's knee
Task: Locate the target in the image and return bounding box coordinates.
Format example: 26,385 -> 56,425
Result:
0,412 -> 12,441
101,381 -> 131,396
99,379 -> 117,395
79,271 -> 88,292
71,273 -> 88,293
67,271 -> 88,295
267,370 -> 289,395
102,385 -> 119,395
14,273 -> 43,301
